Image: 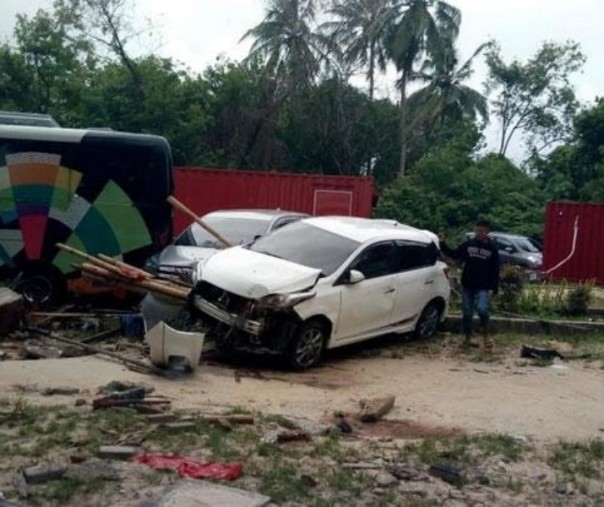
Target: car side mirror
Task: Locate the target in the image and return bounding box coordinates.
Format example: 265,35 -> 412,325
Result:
347,270 -> 365,285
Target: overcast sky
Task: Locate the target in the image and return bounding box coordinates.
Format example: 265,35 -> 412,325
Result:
2,0 -> 603,158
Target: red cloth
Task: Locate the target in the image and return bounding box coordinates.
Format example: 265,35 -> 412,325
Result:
132,453 -> 243,481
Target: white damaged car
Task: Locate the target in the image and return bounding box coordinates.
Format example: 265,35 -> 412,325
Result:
192,217 -> 450,369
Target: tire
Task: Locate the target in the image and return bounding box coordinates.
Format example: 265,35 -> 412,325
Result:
285,320 -> 328,370
414,302 -> 442,341
16,265 -> 66,309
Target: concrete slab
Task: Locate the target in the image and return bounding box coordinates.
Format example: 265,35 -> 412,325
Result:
158,480 -> 271,507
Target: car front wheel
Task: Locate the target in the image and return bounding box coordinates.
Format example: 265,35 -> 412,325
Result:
414,302 -> 442,340
285,320 -> 327,370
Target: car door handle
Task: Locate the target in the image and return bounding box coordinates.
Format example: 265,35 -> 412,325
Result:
384,288 -> 396,294
424,280 -> 435,285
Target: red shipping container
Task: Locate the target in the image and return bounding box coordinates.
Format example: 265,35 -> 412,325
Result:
543,202 -> 604,285
172,167 -> 375,234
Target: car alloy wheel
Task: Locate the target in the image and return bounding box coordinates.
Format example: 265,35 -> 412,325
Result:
288,321 -> 326,370
415,303 -> 441,340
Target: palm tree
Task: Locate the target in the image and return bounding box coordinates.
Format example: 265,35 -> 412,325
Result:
242,0 -> 332,95
389,0 -> 461,175
324,0 -> 397,100
408,42 -> 489,132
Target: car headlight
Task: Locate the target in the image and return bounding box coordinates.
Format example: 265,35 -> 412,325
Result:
259,292 -> 316,309
527,255 -> 541,267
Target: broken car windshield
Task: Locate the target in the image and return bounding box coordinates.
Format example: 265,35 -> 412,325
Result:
175,217 -> 271,248
248,222 -> 361,276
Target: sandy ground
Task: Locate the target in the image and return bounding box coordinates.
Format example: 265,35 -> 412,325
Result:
2,344 -> 603,442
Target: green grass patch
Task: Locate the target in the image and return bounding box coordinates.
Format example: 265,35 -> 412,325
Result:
550,440 -> 604,479
399,433 -> 527,467
259,462 -> 309,503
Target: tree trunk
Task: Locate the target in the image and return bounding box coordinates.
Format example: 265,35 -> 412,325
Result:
398,71 -> 408,176
369,43 -> 375,101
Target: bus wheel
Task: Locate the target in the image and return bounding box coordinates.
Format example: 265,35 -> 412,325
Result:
16,265 -> 67,309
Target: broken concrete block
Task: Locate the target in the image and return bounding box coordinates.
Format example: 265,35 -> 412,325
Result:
358,395 -> 395,423
23,464 -> 67,485
162,422 -> 197,433
97,446 -> 140,460
42,387 -> 80,396
147,413 -> 179,424
66,459 -> 120,481
0,289 -> 24,337
22,346 -> 63,360
280,415 -> 330,436
158,480 -> 271,507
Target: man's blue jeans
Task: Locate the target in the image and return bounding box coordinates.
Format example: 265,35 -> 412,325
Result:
462,289 -> 490,336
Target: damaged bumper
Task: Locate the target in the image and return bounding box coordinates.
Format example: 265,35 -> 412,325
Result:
195,297 -> 263,336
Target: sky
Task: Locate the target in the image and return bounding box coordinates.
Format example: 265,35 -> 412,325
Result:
2,0 -> 603,159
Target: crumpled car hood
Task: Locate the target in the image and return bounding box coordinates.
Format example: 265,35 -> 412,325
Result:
159,245 -> 218,268
201,247 -> 322,299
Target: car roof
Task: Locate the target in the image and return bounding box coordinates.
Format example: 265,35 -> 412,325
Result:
203,209 -> 308,221
304,216 -> 435,244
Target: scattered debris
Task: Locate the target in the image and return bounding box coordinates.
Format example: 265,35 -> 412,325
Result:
373,471 -> 398,487
199,415 -> 255,426
97,446 -> 141,461
132,454 -> 243,481
521,345 -> 564,361
56,243 -> 190,301
429,463 -> 463,485
276,430 -> 311,443
334,414 -> 353,434
555,482 -> 574,495
27,327 -> 171,378
65,459 -> 120,482
157,480 -> 270,507
162,422 -> 197,433
358,395 -> 395,423
21,345 -> 63,360
80,328 -> 121,345
146,321 -> 204,372
75,398 -> 87,407
22,464 -> 67,485
42,387 -> 80,396
0,288 -> 24,337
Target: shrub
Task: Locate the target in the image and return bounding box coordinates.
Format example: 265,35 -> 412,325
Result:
498,265 -> 524,312
561,283 -> 593,317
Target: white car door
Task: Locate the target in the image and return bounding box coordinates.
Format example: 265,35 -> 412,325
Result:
334,242 -> 399,342
391,241 -> 440,327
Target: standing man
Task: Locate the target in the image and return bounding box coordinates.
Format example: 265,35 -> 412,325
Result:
439,219 -> 500,349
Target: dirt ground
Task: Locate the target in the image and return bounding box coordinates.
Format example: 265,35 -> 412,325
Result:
2,334 -> 604,442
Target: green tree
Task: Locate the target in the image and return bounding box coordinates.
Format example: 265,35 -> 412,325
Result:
325,0 -> 396,99
534,98 -> 604,202
242,0 -> 332,95
408,42 -> 489,133
376,132 -> 544,237
278,77 -> 399,175
388,0 -> 461,175
10,7 -> 94,123
485,40 -> 585,158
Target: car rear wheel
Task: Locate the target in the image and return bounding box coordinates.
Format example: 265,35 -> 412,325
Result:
286,320 -> 327,370
414,302 -> 442,340
16,265 -> 67,309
